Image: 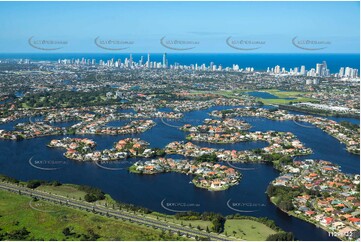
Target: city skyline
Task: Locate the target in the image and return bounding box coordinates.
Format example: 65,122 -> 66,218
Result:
12,52 -> 358,79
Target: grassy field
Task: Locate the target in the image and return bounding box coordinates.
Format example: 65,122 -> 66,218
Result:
190,89 -> 315,105
36,184 -> 86,200
0,190 -> 185,241
255,89 -> 315,105
0,182 -> 281,241
223,219 -> 277,240
35,184 -> 117,208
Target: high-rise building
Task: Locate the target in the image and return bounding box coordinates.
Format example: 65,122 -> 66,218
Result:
339,67 -> 345,77
274,65 -> 280,74
129,54 -> 133,68
321,61 -> 328,76
316,63 -> 323,76
300,65 -> 306,75
147,53 -> 150,68
162,53 -> 168,68
307,68 -> 316,77
345,67 -> 351,77
352,69 -> 358,78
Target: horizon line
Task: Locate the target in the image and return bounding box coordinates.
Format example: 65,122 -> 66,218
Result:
0,52 -> 360,55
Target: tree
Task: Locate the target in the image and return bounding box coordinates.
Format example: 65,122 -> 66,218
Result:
62,227 -> 72,237
278,200 -> 294,211
266,232 -> 294,241
84,194 -> 97,202
6,227 -> 31,240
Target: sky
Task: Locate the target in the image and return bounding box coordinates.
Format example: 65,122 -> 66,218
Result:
0,1 -> 359,53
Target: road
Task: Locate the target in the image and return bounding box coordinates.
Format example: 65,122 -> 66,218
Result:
0,181 -> 233,241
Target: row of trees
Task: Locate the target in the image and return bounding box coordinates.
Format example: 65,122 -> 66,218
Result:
266,232 -> 294,241
174,211 -> 225,233
26,179 -> 61,189
78,185 -> 105,202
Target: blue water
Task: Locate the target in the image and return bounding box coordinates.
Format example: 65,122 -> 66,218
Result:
0,53 -> 359,73
15,91 -> 24,98
0,106 -> 358,240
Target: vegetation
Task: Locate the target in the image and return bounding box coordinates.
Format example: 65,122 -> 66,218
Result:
174,211 -> 225,233
16,89 -> 122,108
0,174 -> 19,184
0,175 -> 285,241
195,153 -> 218,163
267,184 -> 302,211
78,185 -> 105,202
226,214 -> 283,232
340,121 -> 360,131
0,190 -> 185,241
266,232 -> 294,241
223,219 -> 278,240
27,180 -> 62,189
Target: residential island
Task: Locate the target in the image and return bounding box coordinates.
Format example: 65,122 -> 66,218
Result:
129,158 -> 241,191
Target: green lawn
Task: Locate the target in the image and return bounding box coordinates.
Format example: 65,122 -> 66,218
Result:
36,184 -> 87,201
189,89 -> 316,105
149,213 -> 278,240
174,219 -> 212,231
35,184 -> 118,208
0,190 -> 186,241
223,219 -> 277,240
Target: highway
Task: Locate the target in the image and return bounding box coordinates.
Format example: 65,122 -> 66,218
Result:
0,182 -> 233,241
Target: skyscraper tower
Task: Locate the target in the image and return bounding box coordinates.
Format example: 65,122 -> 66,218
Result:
316,63 -> 323,76
147,53 -> 150,68
274,65 -> 280,74
129,54 -> 133,68
300,65 -> 306,75
163,53 -> 168,68
339,67 -> 345,77
321,61 -> 328,77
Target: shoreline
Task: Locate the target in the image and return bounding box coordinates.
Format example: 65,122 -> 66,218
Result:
269,198 -> 344,241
